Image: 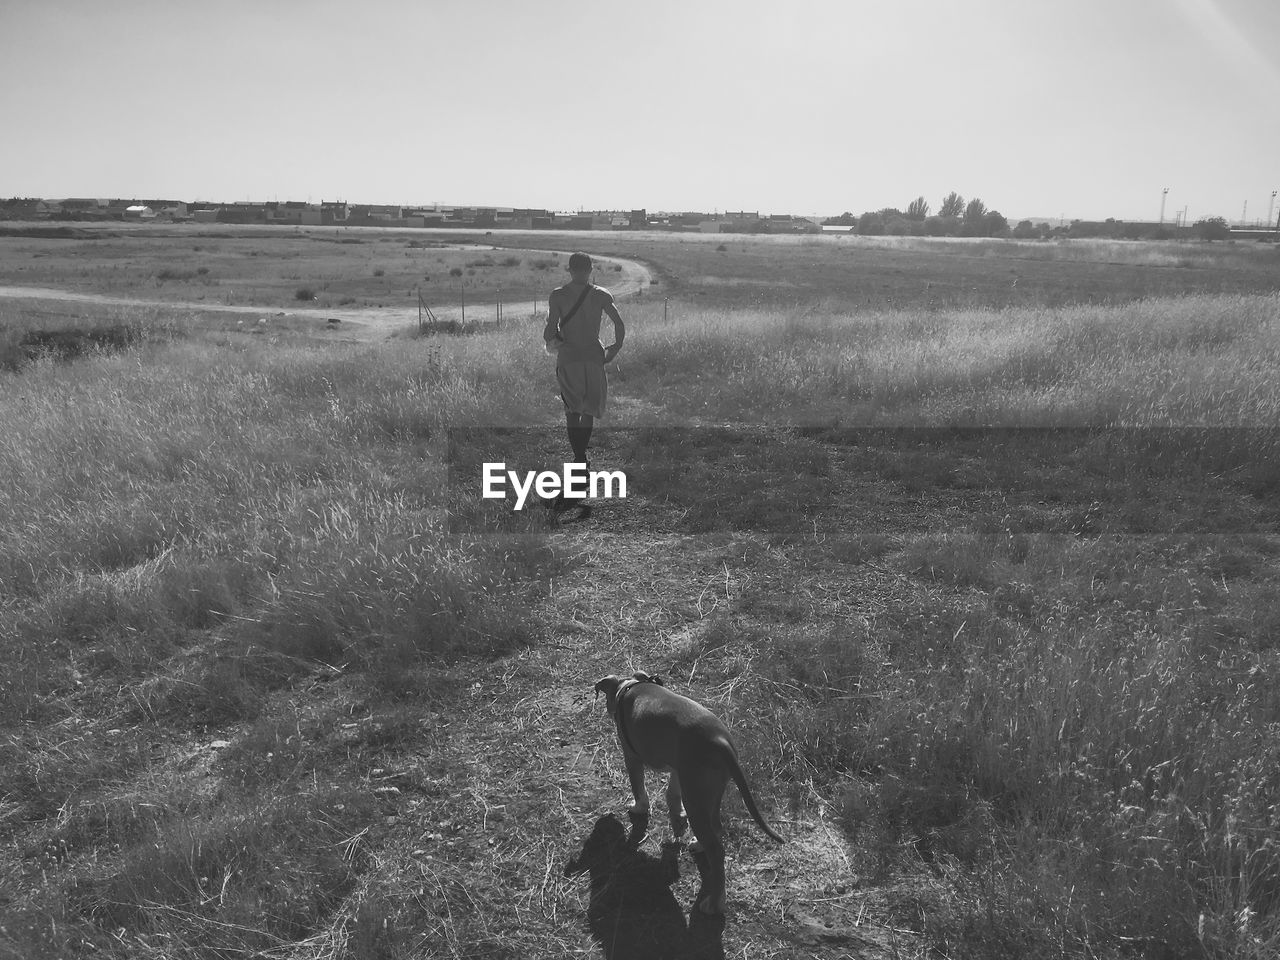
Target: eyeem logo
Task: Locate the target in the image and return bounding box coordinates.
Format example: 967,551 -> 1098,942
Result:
482,462 -> 628,511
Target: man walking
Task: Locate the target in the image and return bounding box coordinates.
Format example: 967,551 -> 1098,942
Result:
543,253 -> 625,487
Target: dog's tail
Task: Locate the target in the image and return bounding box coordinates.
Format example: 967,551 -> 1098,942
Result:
720,740 -> 784,844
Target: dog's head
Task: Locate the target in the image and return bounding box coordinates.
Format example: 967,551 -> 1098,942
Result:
593,675 -> 626,717
594,671 -> 664,717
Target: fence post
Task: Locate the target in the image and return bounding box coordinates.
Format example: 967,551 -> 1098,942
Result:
664,297 -> 669,323
460,284 -> 466,325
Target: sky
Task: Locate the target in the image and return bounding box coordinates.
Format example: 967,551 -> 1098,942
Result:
2,0 -> 1279,222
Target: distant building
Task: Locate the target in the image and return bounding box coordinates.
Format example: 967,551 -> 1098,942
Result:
268,201 -> 321,225
216,203 -> 268,224
764,215 -> 821,234
348,203 -> 403,224
104,199 -> 136,219
124,205 -> 156,220
406,208 -> 446,226
58,198 -> 109,219
4,198 -> 61,218
321,201 -> 349,225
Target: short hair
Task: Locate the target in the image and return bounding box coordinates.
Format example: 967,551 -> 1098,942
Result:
568,252 -> 592,272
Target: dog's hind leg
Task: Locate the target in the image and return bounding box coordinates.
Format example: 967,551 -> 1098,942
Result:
682,766 -> 730,914
665,772 -> 688,839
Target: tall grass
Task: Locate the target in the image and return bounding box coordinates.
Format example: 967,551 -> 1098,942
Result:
679,529 -> 1280,956
0,325 -> 568,722
4,288 -> 1279,957
812,233 -> 1280,269
620,292 -> 1280,425
638,228 -> 1278,270
0,317 -> 578,954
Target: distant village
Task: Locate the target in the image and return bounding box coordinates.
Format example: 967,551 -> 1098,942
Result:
0,197 -> 825,234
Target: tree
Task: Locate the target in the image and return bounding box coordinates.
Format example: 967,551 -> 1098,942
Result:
884,215 -> 911,236
963,198 -> 987,221
1013,219 -> 1037,239
939,192 -> 964,218
983,210 -> 1009,237
906,196 -> 930,220
1193,216 -> 1230,241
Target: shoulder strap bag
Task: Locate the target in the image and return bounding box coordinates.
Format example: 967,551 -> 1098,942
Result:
557,283 -> 593,337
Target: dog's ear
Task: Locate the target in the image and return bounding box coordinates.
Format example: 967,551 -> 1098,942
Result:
594,676 -> 622,702
631,669 -> 650,683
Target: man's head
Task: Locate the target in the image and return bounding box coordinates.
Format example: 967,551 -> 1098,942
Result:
568,252 -> 592,281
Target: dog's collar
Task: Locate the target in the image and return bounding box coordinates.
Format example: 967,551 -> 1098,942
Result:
612,674 -> 664,756
615,673 -> 663,705
615,677 -> 643,701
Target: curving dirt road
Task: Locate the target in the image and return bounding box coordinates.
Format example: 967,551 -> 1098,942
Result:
0,249 -> 655,341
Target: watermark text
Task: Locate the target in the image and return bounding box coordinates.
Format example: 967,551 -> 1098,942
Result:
482,462 -> 628,510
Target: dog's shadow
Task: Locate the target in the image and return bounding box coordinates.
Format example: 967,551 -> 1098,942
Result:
564,814 -> 725,960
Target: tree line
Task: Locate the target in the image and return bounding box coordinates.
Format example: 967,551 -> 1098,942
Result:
825,193 -> 1238,241
824,192 -> 1010,238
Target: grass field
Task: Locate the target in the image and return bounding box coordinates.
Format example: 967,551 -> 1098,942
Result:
467,228 -> 1280,310
2,227 -> 1278,959
4,222 -> 1278,316
0,226 -> 589,312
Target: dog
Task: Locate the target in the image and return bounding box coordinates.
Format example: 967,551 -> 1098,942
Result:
593,671 -> 783,915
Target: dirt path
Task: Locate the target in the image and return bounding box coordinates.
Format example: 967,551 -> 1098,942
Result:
416,421 -> 934,957
0,250 -> 654,341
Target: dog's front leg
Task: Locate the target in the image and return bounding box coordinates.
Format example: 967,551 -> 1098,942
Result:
623,748 -> 650,827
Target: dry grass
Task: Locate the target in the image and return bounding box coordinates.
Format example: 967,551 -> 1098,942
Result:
2,236 -> 1279,958
0,229 -> 572,312
616,292 -> 1280,426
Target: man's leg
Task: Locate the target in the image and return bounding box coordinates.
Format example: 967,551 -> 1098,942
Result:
565,411 -> 593,465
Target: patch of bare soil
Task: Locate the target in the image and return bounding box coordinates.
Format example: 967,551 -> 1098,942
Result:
317,528 -> 930,958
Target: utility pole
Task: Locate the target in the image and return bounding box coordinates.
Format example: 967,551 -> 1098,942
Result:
1160,186 -> 1169,224
1269,190 -> 1277,232
1242,200 -> 1248,226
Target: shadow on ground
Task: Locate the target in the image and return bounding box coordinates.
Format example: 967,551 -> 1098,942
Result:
564,814 -> 725,960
